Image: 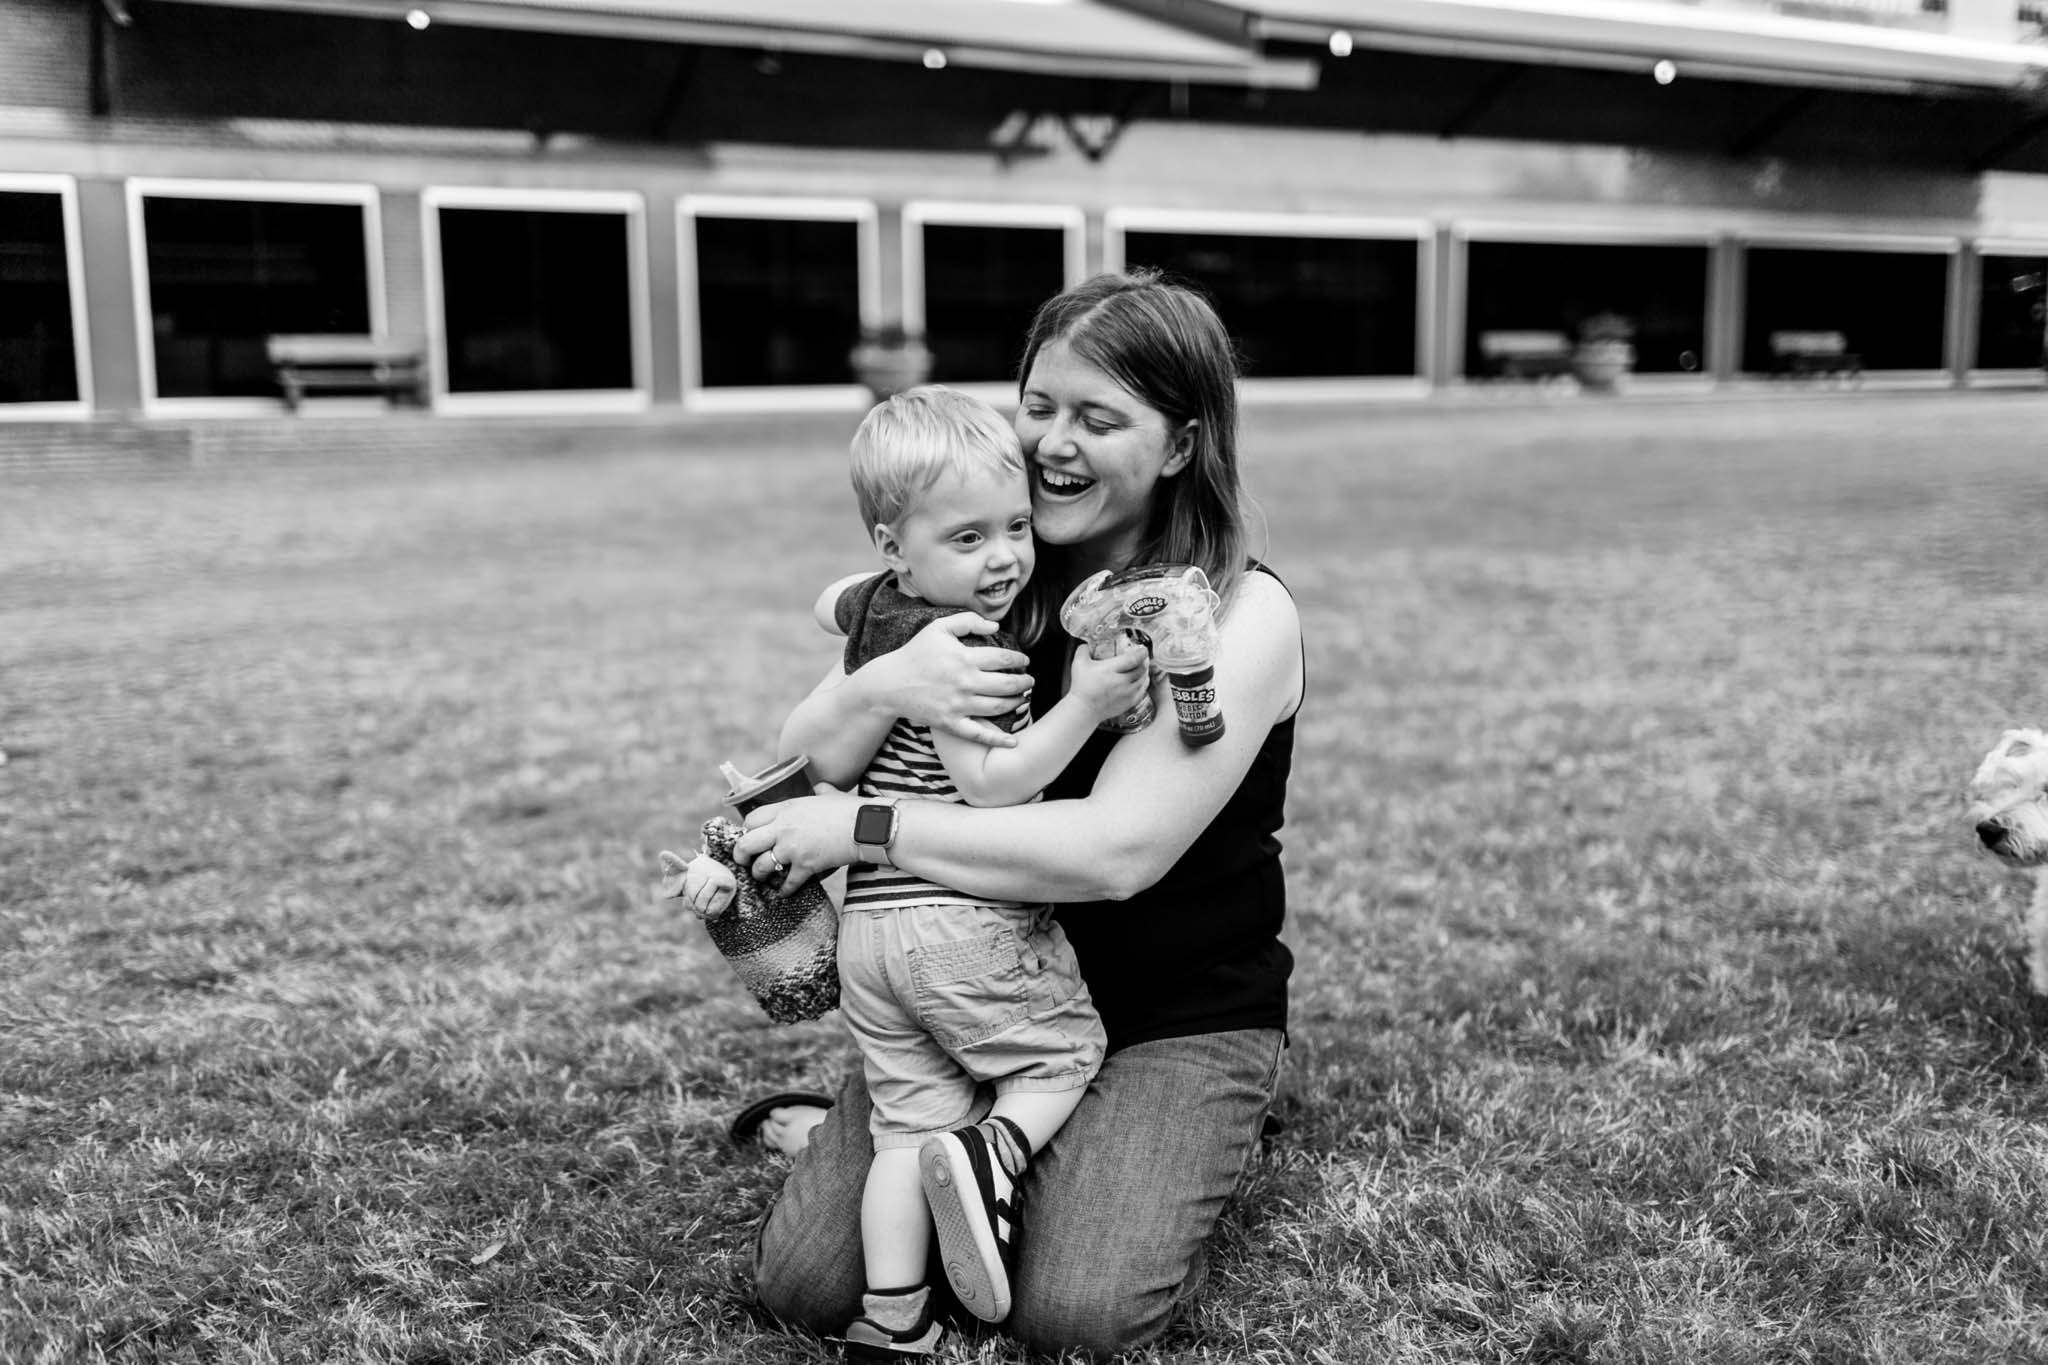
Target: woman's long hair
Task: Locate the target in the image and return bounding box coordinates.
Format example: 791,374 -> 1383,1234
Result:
1010,269 -> 1250,646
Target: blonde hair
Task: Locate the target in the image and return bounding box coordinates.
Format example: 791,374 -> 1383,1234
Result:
849,385 -> 1026,532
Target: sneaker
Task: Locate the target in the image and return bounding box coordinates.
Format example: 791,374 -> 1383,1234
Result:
919,1119 -> 1025,1322
841,1313 -> 941,1362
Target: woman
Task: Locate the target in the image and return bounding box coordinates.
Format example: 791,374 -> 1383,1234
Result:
733,269 -> 1305,1359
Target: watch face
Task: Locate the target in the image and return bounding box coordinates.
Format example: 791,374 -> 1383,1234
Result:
854,805 -> 894,845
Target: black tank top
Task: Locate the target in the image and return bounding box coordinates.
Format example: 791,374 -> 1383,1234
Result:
1027,563 -> 1296,1051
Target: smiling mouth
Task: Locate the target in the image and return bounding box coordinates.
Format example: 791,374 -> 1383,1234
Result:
1036,465 -> 1094,498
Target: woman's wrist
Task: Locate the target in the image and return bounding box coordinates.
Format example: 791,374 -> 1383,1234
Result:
831,791 -> 878,874
880,795 -> 914,873
853,661 -> 908,724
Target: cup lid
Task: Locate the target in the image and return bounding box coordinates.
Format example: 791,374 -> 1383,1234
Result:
723,753 -> 811,803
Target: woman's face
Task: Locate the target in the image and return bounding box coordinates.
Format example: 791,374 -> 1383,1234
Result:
1014,339 -> 1192,570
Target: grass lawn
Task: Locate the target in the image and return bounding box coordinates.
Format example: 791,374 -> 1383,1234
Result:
6,390 -> 2048,1363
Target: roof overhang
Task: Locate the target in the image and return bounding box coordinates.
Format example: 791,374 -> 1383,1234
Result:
1112,0 -> 2048,94
151,0 -> 1320,88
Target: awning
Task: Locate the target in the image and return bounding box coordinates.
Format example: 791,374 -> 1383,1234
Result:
154,0 -> 1319,87
1112,0 -> 2048,93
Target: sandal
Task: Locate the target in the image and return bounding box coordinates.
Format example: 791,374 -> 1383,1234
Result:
727,1090 -> 835,1147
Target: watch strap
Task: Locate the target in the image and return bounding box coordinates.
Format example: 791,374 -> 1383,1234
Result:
854,799 -> 899,867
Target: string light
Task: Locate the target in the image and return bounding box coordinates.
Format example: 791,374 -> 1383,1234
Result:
922,48 -> 947,70
1329,30 -> 1353,57
1653,59 -> 1677,84
405,8 -> 430,28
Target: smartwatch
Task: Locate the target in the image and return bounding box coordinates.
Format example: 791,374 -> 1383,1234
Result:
853,799 -> 900,867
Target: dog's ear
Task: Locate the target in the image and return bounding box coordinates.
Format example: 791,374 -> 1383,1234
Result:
2009,736 -> 2035,759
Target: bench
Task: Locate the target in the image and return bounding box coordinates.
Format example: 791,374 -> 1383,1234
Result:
1769,330 -> 1861,381
267,335 -> 426,410
1478,330 -> 1574,381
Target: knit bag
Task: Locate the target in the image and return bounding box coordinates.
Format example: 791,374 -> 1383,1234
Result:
683,817 -> 840,1024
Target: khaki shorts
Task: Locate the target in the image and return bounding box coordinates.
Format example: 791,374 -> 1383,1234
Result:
837,901 -> 1106,1149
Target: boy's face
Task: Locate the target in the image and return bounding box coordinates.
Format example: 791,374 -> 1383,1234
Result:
876,462 -> 1035,621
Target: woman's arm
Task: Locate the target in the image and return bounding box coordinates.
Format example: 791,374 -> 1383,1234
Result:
778,613 -> 1039,787
741,573 -> 1304,903
786,572 -> 889,787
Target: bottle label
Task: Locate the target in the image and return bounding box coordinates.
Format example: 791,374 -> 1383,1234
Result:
1168,667 -> 1224,746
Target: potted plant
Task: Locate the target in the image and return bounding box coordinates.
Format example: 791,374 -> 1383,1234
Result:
1572,311 -> 1636,392
848,323 -> 934,401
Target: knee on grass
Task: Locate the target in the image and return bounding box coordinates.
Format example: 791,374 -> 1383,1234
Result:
753,1268 -> 863,1342
1004,1276 -> 1177,1361
752,1228 -> 865,1337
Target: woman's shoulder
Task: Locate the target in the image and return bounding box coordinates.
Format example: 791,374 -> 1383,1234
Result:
1226,563 -> 1304,720
1229,563 -> 1300,632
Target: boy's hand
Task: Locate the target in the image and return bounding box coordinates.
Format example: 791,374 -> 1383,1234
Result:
1068,639 -> 1152,724
658,849 -> 738,919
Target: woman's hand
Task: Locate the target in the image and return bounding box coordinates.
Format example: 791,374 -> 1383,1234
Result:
732,785 -> 863,896
874,614 -> 1035,748
778,613 -> 1035,787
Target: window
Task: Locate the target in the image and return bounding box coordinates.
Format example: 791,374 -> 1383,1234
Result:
0,183 -> 83,408
908,208 -> 1079,384
1464,239 -> 1710,375
1112,217 -> 1422,379
432,200 -> 639,395
685,200 -> 873,391
1742,243 -> 1950,373
136,187 -> 375,400
1974,252 -> 2047,370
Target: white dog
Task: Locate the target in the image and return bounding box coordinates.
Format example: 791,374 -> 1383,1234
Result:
1967,728 -> 2048,994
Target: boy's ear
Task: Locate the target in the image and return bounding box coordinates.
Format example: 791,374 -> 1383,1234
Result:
872,523 -> 906,568
1162,420 -> 1198,478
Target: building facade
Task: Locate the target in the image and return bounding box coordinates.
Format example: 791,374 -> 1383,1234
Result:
3,0 -> 2046,425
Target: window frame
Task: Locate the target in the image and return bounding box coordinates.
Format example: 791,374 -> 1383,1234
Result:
1967,236 -> 2048,384
1103,207 -> 1435,401
1451,219 -> 1718,389
126,178 -> 384,417
422,185 -> 651,416
678,194 -> 879,413
1735,229 -> 1959,386
902,201 -> 1085,404
0,173 -> 92,421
